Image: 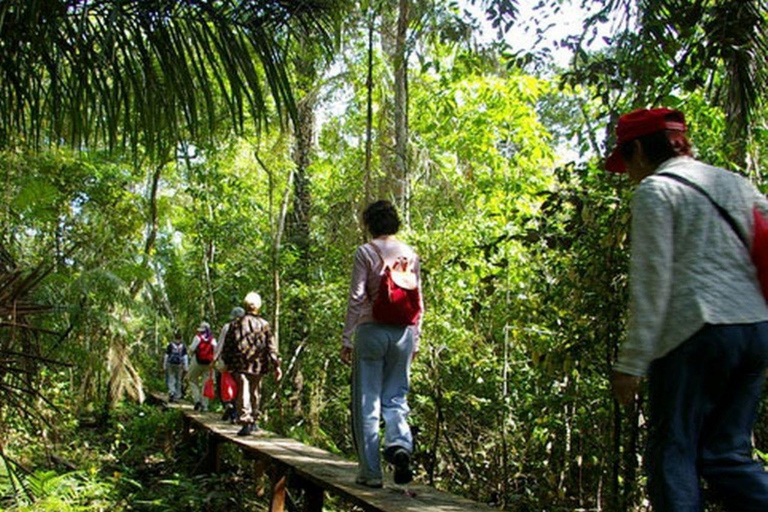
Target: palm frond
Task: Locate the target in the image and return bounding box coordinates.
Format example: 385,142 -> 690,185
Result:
0,0 -> 345,153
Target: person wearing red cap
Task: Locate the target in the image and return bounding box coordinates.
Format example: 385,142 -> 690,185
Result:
607,107 -> 768,511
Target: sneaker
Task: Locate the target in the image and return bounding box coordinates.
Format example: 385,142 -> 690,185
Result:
355,476 -> 383,488
237,424 -> 253,436
221,410 -> 231,421
168,395 -> 175,403
194,402 -> 202,411
391,448 -> 413,485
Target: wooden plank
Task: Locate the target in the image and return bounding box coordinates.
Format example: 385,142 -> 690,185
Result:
150,391 -> 495,512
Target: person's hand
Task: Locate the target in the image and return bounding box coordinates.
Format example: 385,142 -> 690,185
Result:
274,365 -> 283,382
411,350 -> 418,363
612,371 -> 641,406
340,346 -> 353,366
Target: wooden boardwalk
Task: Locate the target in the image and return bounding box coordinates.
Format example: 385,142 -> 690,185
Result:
150,392 -> 495,512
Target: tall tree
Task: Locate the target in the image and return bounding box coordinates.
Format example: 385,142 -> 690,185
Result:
394,0 -> 410,223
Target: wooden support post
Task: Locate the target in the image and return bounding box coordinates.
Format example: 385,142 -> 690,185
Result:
300,478 -> 324,512
269,466 -> 288,512
252,456 -> 268,498
203,434 -> 221,473
182,415 -> 192,444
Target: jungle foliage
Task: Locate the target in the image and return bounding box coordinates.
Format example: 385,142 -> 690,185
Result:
1,1 -> 767,511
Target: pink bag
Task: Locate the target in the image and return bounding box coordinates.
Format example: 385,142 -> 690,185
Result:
220,371 -> 237,403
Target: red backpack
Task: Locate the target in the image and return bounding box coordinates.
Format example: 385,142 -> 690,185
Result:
196,334 -> 214,364
368,242 -> 422,326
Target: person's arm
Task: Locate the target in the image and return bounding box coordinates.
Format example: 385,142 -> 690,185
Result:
163,352 -> 169,371
215,324 -> 228,360
340,246 -> 371,363
189,335 -> 200,354
263,320 -> 282,380
613,184 -> 674,400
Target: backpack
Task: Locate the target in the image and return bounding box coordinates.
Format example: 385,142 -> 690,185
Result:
195,334 -> 214,364
167,342 -> 185,366
368,242 -> 422,327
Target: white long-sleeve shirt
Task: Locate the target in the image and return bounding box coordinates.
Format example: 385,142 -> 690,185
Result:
618,156 -> 768,376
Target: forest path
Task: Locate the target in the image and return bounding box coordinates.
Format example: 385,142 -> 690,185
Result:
149,391 -> 495,512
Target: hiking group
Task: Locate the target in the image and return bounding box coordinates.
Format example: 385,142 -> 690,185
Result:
163,106 -> 768,509
163,291 -> 282,437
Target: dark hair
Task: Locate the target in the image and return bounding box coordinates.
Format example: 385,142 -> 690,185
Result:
363,200 -> 400,237
619,130 -> 679,168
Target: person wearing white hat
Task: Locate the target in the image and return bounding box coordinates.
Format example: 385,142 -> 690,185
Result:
220,292 -> 282,436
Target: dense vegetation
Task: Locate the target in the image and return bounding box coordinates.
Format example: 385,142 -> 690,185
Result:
1,1 -> 767,511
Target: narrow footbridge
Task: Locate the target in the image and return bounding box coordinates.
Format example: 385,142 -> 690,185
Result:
150,391 -> 495,512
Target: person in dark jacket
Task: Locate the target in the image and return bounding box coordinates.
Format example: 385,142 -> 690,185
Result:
221,291 -> 282,436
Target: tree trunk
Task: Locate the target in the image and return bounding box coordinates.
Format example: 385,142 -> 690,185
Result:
258,150 -> 295,352
290,49 -> 317,267
364,7 -> 375,206
130,158 -> 169,297
393,0 -> 410,225
287,47 -> 318,417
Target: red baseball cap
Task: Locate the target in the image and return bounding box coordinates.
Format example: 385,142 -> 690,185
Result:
605,108 -> 687,173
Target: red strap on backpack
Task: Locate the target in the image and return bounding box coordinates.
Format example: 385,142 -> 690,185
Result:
368,242 -> 422,326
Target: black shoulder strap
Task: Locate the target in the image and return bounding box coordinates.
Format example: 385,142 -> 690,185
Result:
656,172 -> 748,248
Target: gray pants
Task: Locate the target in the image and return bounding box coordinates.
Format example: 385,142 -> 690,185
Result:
165,364 -> 184,399
187,359 -> 212,409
